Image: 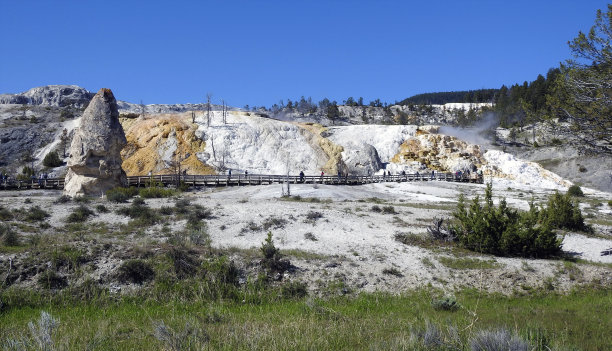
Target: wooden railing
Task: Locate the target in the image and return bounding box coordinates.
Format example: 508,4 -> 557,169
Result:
0,172 -> 483,191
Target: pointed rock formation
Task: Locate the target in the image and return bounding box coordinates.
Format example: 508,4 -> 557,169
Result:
63,88 -> 127,197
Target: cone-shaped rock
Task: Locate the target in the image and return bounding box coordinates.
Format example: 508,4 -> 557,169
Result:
63,88 -> 127,197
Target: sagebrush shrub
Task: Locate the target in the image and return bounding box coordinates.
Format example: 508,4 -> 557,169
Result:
470,328 -> 529,351
106,187 -> 138,203
25,206 -> 50,222
66,205 -> 94,223
139,186 -> 176,198
1,224 -> 20,246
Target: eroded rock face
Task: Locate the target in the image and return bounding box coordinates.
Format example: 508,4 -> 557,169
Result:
64,88 -> 127,197
0,85 -> 94,108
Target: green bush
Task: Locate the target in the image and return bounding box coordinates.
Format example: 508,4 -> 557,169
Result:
260,232 -> 291,274
25,206 -> 50,222
116,199 -> 160,225
0,205 -> 13,221
280,281 -> 308,299
117,259 -> 155,284
139,186 -> 176,199
54,195 -> 71,204
38,270 -> 68,290
1,223 -> 20,246
168,247 -> 199,279
42,151 -> 63,167
567,185 -> 584,197
452,184 -> 561,258
66,205 -> 94,223
540,192 -> 589,232
431,296 -> 460,311
106,187 -> 138,203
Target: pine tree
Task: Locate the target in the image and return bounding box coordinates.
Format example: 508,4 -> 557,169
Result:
548,5 -> 612,154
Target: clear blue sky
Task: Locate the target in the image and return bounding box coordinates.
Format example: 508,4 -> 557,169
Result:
0,0 -> 608,107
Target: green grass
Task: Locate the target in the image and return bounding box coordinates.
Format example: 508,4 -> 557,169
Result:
0,288 -> 610,350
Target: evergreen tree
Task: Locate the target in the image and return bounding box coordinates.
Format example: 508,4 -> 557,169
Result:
548,5 -> 612,154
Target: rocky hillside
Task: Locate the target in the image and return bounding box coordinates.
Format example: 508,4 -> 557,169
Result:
0,85 -> 93,108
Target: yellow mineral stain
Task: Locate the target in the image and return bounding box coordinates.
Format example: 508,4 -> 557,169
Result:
120,113 -> 215,176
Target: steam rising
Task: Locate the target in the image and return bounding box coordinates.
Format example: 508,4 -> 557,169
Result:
438,112 -> 499,148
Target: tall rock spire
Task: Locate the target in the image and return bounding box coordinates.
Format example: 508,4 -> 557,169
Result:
63,88 -> 127,197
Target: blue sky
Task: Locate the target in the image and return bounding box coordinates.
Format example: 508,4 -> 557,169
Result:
0,1 -> 608,107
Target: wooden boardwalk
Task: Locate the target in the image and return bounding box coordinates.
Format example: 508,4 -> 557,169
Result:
0,172 -> 483,191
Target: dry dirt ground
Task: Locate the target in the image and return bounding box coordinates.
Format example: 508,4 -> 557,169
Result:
1,180 -> 611,296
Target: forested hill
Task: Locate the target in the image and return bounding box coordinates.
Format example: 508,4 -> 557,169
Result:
398,68 -> 561,127
399,89 -> 499,105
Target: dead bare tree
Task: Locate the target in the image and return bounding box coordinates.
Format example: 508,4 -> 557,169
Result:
427,217 -> 457,242
221,99 -> 227,124
206,93 -> 212,127
60,128 -> 69,158
140,100 -> 146,119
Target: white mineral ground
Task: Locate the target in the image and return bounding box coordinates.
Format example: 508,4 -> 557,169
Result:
2,178 -> 610,294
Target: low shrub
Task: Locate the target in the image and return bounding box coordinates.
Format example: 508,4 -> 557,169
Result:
66,205 -> 94,223
74,196 -> 91,203
54,195 -> 71,204
139,186 -> 176,199
42,151 -> 63,167
305,211 -> 323,222
431,296 -> 460,311
0,205 -> 13,221
51,246 -> 86,271
470,328 -> 530,351
260,232 -> 291,274
25,206 -> 50,222
381,205 -> 397,214
153,320 -> 209,351
106,187 -> 138,203
168,247 -> 200,279
566,184 -> 584,197
304,232 -> 318,241
382,267 -> 403,277
37,270 -> 68,290
116,199 -> 160,225
262,216 -> 288,230
394,232 -> 430,247
1,224 -> 20,246
281,280 -> 308,299
95,204 -> 109,213
117,259 -> 155,284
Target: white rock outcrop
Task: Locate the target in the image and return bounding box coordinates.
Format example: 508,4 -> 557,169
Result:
63,88 -> 127,197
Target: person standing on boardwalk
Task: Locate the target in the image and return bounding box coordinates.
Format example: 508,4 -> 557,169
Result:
299,171 -> 305,183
